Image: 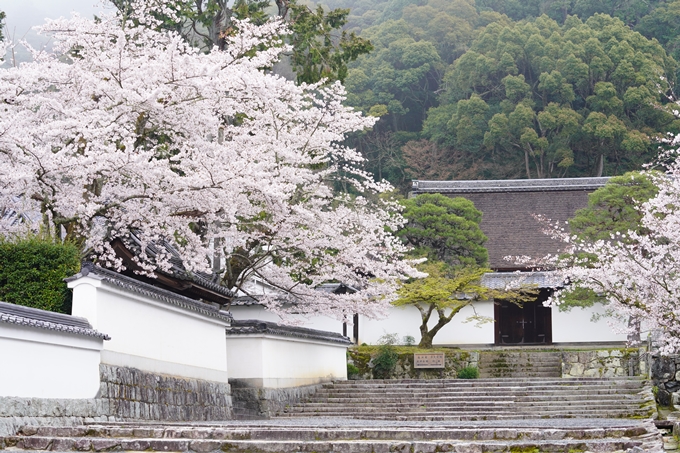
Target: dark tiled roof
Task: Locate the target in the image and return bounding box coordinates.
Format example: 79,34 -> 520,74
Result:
412,177 -> 610,194
411,178 -> 609,270
0,300 -> 110,340
225,319 -> 352,345
111,236 -> 236,303
481,271 -> 565,289
66,262 -> 233,323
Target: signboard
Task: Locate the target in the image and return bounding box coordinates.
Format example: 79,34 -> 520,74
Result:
413,353 -> 445,369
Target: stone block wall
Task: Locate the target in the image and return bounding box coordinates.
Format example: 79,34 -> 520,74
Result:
348,349 -> 479,379
230,381 -> 322,419
98,364 -> 232,421
0,364 -> 232,436
651,355 -> 680,407
0,398 -> 114,437
561,348 -> 645,378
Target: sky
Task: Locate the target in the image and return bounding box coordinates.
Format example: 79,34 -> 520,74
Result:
0,0 -> 111,64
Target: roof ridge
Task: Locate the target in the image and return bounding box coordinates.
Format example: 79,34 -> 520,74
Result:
412,177 -> 610,194
67,262 -> 233,323
0,301 -> 110,340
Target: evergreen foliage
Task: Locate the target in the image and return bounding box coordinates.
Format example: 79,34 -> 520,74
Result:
0,236 -> 80,314
395,194 -> 492,348
398,194 -> 488,267
569,171 -> 659,242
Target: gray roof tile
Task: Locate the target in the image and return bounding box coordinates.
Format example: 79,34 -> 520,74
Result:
0,301 -> 110,340
66,263 -> 233,323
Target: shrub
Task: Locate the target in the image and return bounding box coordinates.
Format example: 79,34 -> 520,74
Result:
347,363 -> 360,379
372,344 -> 398,379
0,236 -> 80,313
457,366 -> 480,379
402,335 -> 415,346
371,332 -> 400,379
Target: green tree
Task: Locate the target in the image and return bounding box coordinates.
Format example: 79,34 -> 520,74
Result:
112,0 -> 371,84
0,10 -> 5,43
394,261 -> 492,348
0,236 -> 80,314
557,171 -> 658,311
570,170 -> 658,242
344,19 -> 443,133
395,194 -> 491,348
423,14 -> 677,179
398,193 -> 488,265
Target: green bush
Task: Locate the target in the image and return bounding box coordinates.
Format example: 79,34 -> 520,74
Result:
457,366 -> 480,379
347,363 -> 360,378
372,344 -> 398,379
370,333 -> 401,379
0,236 -> 80,313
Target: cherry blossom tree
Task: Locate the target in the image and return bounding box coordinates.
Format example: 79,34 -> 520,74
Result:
550,158 -> 680,354
0,6 -> 416,320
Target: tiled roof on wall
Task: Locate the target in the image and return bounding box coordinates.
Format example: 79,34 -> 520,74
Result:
0,300 -> 110,340
412,177 -> 610,194
410,177 -> 610,270
66,262 -> 233,323
226,319 -> 352,345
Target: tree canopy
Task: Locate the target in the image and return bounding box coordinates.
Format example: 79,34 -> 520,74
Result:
395,194 -> 491,347
0,7 -> 416,320
423,14 -> 677,179
112,0 -> 372,84
551,157 -> 680,355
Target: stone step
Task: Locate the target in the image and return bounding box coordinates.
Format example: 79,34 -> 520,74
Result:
314,387 -> 646,397
316,388 -> 644,396
326,377 -> 644,386
294,400 -> 649,410
12,424 -> 650,442
5,420 -> 662,452
316,383 -> 646,391
304,395 -> 648,404
284,404 -> 652,413
2,435 -> 648,453
277,410 -> 655,420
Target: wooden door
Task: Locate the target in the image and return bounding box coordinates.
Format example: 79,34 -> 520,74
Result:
495,292 -> 552,345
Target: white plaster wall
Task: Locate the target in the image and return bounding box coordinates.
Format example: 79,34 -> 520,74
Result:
0,323 -> 102,398
358,301 -> 495,346
69,277 -> 230,382
226,335 -> 347,388
230,302 -> 496,346
552,303 -> 627,343
230,305 -> 346,336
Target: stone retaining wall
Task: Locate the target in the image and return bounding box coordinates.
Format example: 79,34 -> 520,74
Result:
98,364 -> 232,421
348,349 -> 479,379
0,398 -> 114,437
651,355 -> 680,407
0,364 -> 232,436
230,381 -> 322,419
561,348 -> 646,378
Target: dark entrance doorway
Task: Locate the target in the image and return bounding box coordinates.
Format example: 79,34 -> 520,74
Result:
494,290 -> 552,345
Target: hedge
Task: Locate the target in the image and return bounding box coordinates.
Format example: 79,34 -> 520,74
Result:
0,236 -> 80,313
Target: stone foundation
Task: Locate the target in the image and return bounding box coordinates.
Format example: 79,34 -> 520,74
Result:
0,364 -> 232,435
651,355 -> 680,407
98,364 -> 232,421
347,349 -> 479,379
0,398 -> 114,437
229,380 -> 322,419
561,348 -> 646,378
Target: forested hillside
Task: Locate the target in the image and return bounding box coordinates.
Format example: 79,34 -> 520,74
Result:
311,0 -> 680,190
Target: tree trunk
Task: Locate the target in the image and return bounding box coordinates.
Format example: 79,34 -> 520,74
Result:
418,331 -> 435,348
596,154 -> 604,177
524,149 -> 531,179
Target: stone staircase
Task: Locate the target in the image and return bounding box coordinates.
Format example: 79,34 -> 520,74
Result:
0,419 -> 664,452
279,377 -> 656,420
478,350 -> 562,378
